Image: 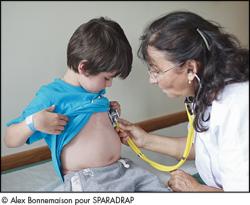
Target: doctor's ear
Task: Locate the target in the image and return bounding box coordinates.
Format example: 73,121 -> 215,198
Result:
187,69 -> 195,84
78,60 -> 89,75
185,60 -> 199,84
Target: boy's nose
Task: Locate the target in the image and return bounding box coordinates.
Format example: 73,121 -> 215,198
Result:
149,76 -> 158,85
106,80 -> 113,87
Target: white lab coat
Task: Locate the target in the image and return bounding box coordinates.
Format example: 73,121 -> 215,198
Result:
195,81 -> 249,191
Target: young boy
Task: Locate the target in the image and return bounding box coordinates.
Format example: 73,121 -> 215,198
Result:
4,17 -> 169,192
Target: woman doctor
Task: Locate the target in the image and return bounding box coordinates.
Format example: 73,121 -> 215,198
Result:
118,11 -> 249,192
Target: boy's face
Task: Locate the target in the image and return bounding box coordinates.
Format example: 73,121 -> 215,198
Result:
79,71 -> 117,93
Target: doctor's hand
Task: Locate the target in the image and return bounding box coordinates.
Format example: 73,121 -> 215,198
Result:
33,105 -> 69,135
116,118 -> 149,148
167,170 -> 200,192
110,101 -> 121,116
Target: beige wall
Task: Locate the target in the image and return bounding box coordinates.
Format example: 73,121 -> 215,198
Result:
1,1 -> 249,155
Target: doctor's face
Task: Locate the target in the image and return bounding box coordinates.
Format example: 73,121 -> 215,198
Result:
146,46 -> 194,98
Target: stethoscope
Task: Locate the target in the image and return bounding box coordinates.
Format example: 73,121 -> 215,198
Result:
108,72 -> 201,172
108,98 -> 195,172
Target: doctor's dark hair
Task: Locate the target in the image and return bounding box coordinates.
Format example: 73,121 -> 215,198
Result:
138,11 -> 249,132
67,17 -> 133,79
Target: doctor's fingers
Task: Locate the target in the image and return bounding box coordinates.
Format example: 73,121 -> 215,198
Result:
119,134 -> 129,145
118,118 -> 133,127
169,170 -> 189,184
170,169 -> 186,177
168,174 -> 182,191
169,170 -> 185,180
167,178 -> 179,192
118,129 -> 130,138
117,123 -> 135,133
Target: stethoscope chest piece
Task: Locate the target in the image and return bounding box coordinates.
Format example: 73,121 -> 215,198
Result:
108,108 -> 120,127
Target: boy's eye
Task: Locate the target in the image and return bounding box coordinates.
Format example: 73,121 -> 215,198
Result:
104,77 -> 111,81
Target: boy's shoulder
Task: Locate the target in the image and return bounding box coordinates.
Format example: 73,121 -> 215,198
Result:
37,78 -> 70,94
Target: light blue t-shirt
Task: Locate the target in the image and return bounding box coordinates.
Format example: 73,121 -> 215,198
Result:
6,78 -> 110,181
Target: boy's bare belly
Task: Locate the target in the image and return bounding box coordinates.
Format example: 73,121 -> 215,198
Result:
61,112 -> 121,174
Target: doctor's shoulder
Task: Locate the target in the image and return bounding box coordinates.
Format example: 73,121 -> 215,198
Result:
215,81 -> 249,105
210,81 -> 249,120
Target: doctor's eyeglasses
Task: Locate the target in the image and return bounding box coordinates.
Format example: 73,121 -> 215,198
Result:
147,63 -> 183,80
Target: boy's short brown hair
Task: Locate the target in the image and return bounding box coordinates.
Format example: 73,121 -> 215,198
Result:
67,17 -> 132,79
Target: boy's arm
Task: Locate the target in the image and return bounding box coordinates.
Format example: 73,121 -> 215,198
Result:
4,105 -> 69,148
4,121 -> 34,147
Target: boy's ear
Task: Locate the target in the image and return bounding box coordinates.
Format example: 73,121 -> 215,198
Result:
78,60 -> 88,75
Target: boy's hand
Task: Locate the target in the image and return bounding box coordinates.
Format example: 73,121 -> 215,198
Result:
110,101 -> 121,116
33,105 -> 69,135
